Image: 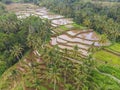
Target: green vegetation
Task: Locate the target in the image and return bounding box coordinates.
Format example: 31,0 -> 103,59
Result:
40,0 -> 120,42
92,70 -> 120,90
108,43 -> 120,53
79,0 -> 120,1
0,1 -> 120,90
1,0 -> 40,4
72,23 -> 87,30
93,50 -> 120,65
53,23 -> 87,35
98,65 -> 120,80
0,46 -> 96,90
0,2 -> 6,15
58,25 -> 69,31
0,10 -> 51,77
52,26 -> 70,35
0,61 -> 6,77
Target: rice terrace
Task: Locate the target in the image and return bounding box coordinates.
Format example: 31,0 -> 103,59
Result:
0,0 -> 120,90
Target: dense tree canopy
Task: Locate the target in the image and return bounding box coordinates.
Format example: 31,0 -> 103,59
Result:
0,12 -> 52,75
39,0 -> 120,42
0,1 -> 120,89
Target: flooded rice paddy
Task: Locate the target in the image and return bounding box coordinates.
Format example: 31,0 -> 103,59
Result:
7,3 -> 110,57
7,4 -> 73,27
50,30 -> 110,57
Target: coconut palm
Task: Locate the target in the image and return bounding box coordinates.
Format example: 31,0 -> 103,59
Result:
9,70 -> 20,89
61,60 -> 73,84
73,45 -> 79,58
10,43 -> 23,60
73,63 -> 87,90
88,42 -> 97,54
33,79 -> 41,90
27,34 -> 42,50
99,34 -> 108,46
45,65 -> 61,90
42,46 -> 62,90
63,48 -> 69,57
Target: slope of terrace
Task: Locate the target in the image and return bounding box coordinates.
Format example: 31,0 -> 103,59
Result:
7,3 -> 73,28
6,3 -> 111,58
0,50 -> 64,90
51,30 -> 110,57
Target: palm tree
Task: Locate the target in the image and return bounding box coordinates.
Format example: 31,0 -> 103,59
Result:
33,79 -> 41,90
10,43 -> 23,60
45,65 -> 61,90
73,45 -> 79,58
26,16 -> 52,50
73,64 -> 87,90
111,29 -> 119,42
99,34 -> 108,46
27,33 -> 42,50
88,42 -> 97,54
83,18 -> 91,27
63,48 -> 69,57
60,59 -> 73,85
10,70 -> 20,89
41,46 -> 62,90
19,73 -> 26,90
64,84 -> 76,90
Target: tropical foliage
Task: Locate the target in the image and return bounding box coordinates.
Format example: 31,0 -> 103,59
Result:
40,0 -> 120,42
0,12 -> 52,76
0,1 -> 120,90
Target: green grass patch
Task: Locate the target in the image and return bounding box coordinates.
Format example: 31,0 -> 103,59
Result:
53,25 -> 70,35
98,65 -> 120,80
72,23 -> 87,29
92,70 -> 120,89
58,25 -> 69,31
53,23 -> 87,35
0,61 -> 6,77
107,43 -> 120,53
93,50 -> 120,65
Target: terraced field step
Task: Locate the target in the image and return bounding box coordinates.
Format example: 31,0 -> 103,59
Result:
95,68 -> 120,84
52,29 -> 63,34
61,51 -> 85,59
42,15 -> 64,20
93,50 -> 120,66
97,65 -> 120,80
56,38 -> 90,50
22,59 -> 32,67
104,48 -> 120,56
66,30 -> 100,41
65,30 -> 93,37
51,30 -> 57,34
63,56 -> 83,64
51,18 -> 73,26
33,67 -> 46,73
52,27 -> 70,34
32,60 -> 45,65
58,44 -> 88,56
17,65 -> 28,72
14,5 -> 74,27
57,36 -> 93,46
59,47 -> 87,58
107,43 -> 120,53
